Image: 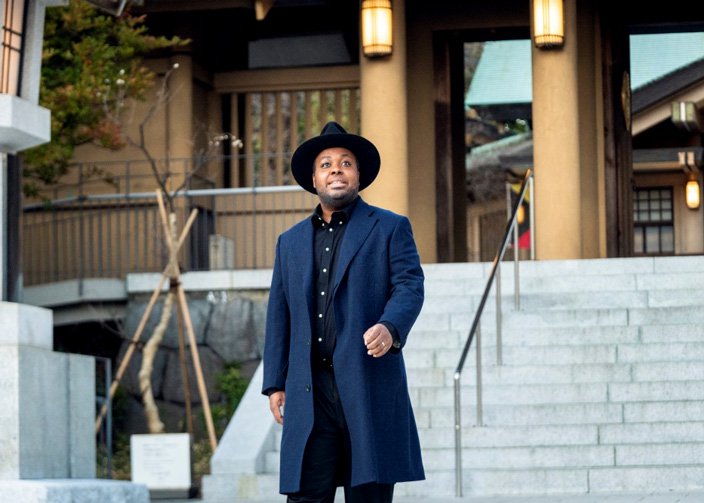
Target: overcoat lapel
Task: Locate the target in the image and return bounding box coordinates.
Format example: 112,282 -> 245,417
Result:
334,199 -> 377,294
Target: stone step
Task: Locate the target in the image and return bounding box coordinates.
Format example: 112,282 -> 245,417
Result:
409,323 -> 704,348
415,383 -> 609,408
630,361 -> 704,382
425,400 -> 704,429
413,380 -> 704,409
395,468 -> 587,497
406,342 -> 704,370
409,325 -> 643,348
408,323 -> 704,352
408,361 -> 704,388
616,443 -> 704,466
422,255 -> 704,281
429,402 -> 624,428
420,424 -> 598,449
419,421 -> 704,449
608,381 -> 704,402
423,445 -> 615,471
432,344 -> 620,368
450,308 -> 631,331
588,465 -> 704,493
640,323 -> 704,342
454,465 -> 704,497
423,442 -> 704,472
628,305 -> 704,326
510,291 -> 651,310
408,363 -> 635,388
419,304 -> 704,333
599,421 -> 704,444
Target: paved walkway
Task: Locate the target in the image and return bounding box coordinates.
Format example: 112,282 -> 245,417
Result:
156,492 -> 703,502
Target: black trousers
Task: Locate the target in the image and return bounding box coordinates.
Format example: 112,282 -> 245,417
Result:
286,367 -> 394,503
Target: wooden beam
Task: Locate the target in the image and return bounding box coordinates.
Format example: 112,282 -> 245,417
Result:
601,6 -> 634,257
255,0 -> 274,20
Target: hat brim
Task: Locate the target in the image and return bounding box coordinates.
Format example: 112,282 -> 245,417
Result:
291,133 -> 380,194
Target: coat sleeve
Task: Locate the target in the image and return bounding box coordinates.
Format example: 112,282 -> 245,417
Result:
262,236 -> 290,395
378,217 -> 424,347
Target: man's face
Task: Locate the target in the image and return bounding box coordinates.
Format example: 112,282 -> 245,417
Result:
312,147 -> 360,209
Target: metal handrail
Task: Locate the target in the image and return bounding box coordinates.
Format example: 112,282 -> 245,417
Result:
453,168 -> 533,497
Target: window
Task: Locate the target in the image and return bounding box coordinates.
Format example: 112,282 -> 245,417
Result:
633,187 -> 674,255
1,0 -> 27,95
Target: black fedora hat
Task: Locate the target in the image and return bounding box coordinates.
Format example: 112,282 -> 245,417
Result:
291,121 -> 381,194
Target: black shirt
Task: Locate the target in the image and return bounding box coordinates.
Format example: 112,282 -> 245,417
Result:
310,198 -> 358,368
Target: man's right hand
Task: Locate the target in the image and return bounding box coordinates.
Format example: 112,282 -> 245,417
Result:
269,390 -> 286,424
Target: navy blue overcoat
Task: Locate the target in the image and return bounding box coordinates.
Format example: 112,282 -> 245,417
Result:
262,197 -> 425,494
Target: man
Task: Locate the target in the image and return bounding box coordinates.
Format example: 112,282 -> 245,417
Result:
262,121 -> 425,503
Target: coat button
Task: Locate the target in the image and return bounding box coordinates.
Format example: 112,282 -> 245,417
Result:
305,385 -> 311,392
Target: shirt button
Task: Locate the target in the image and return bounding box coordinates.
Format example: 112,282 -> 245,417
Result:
318,337 -> 323,342
318,314 -> 323,318
325,247 -> 330,252
329,228 -> 333,232
305,385 -> 311,392
323,268 -> 327,273
321,291 -> 325,296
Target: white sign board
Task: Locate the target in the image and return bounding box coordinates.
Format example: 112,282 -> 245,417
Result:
130,433 -> 191,490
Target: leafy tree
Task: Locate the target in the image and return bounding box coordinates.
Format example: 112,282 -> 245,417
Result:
21,0 -> 187,196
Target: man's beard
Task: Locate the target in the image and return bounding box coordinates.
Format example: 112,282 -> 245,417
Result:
318,187 -> 359,210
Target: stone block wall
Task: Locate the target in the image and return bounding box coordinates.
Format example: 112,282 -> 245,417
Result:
0,302 -> 96,480
118,289 -> 268,434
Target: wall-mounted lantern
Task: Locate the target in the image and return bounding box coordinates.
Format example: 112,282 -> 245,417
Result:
362,0 -> 392,58
686,177 -> 701,210
532,0 -> 564,49
678,151 -> 702,210
671,101 -> 703,132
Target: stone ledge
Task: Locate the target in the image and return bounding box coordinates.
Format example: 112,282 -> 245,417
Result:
0,479 -> 149,503
0,95 -> 50,153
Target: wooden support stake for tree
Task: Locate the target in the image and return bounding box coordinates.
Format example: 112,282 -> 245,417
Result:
155,188 -> 217,449
95,191 -> 200,434
176,299 -> 195,435
176,283 -> 218,451
95,269 -> 168,434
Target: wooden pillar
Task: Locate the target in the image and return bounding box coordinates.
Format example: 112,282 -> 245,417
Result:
433,32 -> 467,263
532,0 -> 586,259
600,4 -> 634,257
360,0 -> 409,217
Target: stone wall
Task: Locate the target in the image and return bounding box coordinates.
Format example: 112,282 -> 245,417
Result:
119,288 -> 268,435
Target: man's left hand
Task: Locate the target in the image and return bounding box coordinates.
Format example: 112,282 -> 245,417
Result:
363,323 -> 393,358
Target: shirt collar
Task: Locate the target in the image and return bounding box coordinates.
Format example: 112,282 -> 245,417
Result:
311,197 -> 359,229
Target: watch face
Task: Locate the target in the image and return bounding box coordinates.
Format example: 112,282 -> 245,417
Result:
393,340 -> 401,349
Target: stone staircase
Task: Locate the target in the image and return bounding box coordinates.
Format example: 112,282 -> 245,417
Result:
203,256 -> 704,500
